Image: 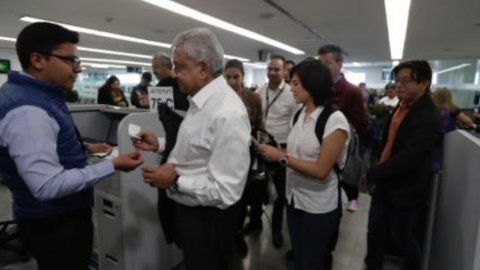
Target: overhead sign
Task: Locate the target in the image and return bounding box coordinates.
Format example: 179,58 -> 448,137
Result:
0,59 -> 11,74
148,86 -> 174,111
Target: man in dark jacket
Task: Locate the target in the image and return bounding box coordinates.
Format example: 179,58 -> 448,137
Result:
365,60 -> 440,270
130,71 -> 152,108
151,52 -> 189,111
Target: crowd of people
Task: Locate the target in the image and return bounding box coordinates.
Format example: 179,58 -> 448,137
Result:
1,21 -> 480,270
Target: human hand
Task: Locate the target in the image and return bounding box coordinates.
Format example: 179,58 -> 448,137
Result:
131,130 -> 159,152
112,151 -> 144,171
140,95 -> 150,107
142,163 -> 177,189
87,143 -> 112,154
257,144 -> 284,162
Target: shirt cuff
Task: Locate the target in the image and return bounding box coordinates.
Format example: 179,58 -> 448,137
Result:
86,160 -> 116,187
157,137 -> 166,154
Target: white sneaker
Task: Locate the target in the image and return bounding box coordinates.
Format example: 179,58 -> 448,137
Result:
347,199 -> 359,212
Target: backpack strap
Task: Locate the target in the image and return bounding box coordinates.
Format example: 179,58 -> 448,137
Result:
292,105 -> 304,126
314,103 -> 343,216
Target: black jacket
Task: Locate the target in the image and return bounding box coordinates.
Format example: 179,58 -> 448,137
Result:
367,93 -> 440,208
157,77 -> 189,111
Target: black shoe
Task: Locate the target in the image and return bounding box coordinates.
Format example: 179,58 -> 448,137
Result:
235,235 -> 249,257
272,231 -> 283,248
285,249 -> 294,261
243,221 -> 263,235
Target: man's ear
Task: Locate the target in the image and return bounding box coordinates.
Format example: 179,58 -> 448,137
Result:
198,61 -> 210,80
30,53 -> 45,71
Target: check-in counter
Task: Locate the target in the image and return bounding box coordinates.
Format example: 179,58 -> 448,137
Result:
70,104 -> 182,270
427,130 -> 480,270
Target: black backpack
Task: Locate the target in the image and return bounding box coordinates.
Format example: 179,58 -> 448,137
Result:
292,103 -> 363,214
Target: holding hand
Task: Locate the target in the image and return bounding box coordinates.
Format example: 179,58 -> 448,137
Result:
257,144 -> 284,162
113,151 -> 144,171
87,143 -> 112,154
131,130 -> 159,152
142,163 -> 177,189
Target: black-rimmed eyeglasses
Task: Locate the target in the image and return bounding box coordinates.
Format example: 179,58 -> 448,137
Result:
41,53 -> 81,69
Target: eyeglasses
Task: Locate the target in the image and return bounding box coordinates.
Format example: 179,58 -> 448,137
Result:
394,77 -> 416,86
41,53 -> 81,69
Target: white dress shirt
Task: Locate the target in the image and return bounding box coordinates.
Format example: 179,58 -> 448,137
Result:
167,76 -> 251,209
378,96 -> 399,107
286,106 -> 350,214
256,81 -> 298,144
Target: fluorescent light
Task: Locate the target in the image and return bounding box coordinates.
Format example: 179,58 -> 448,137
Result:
436,63 -> 471,75
243,62 -> 267,69
224,55 -> 249,62
384,0 -> 411,60
0,36 -> 16,42
1,34 -> 250,65
392,60 -> 400,66
20,16 -> 252,62
20,16 -> 170,48
82,62 -> 127,69
80,57 -> 150,66
141,0 -> 305,55
352,62 -> 361,67
78,47 -> 151,59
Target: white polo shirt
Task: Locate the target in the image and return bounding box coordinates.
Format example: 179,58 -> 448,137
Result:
255,81 -> 298,144
286,106 -> 350,214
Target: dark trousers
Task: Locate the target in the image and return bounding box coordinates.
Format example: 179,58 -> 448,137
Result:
272,163 -> 286,234
365,187 -> 424,270
176,202 -> 241,270
17,208 -> 93,270
241,174 -> 268,228
341,181 -> 359,201
287,203 -> 340,270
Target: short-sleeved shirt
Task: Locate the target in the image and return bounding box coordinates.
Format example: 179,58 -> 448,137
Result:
286,106 -> 350,214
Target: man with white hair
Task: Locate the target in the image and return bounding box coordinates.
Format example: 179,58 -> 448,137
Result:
151,52 -> 189,111
133,28 -> 251,270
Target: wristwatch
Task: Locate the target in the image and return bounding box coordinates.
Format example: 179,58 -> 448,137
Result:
169,175 -> 180,192
279,154 -> 290,167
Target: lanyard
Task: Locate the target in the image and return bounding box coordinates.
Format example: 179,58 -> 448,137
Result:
265,85 -> 285,118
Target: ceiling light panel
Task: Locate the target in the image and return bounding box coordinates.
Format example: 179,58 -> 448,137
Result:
140,0 -> 305,55
384,0 -> 411,60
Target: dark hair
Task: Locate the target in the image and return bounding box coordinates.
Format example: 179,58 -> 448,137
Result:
269,54 -> 286,66
384,82 -> 395,90
392,60 -> 432,91
16,22 -> 79,70
99,75 -> 120,93
290,59 -> 333,106
286,60 -> 295,66
317,44 -> 343,62
141,72 -> 152,82
224,59 -> 244,75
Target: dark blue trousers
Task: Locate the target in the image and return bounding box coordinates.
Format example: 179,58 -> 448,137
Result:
287,203 -> 340,270
365,187 -> 424,270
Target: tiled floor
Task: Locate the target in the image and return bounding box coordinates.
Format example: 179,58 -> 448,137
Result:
0,183 -> 401,270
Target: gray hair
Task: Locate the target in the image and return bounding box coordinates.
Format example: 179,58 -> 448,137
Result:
152,52 -> 173,69
171,28 -> 224,77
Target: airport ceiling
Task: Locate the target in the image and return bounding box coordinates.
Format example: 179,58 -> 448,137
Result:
0,0 -> 479,65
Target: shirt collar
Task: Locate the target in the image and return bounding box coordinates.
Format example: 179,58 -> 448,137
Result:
300,106 -> 322,123
19,71 -> 35,79
268,80 -> 286,92
190,76 -> 224,110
